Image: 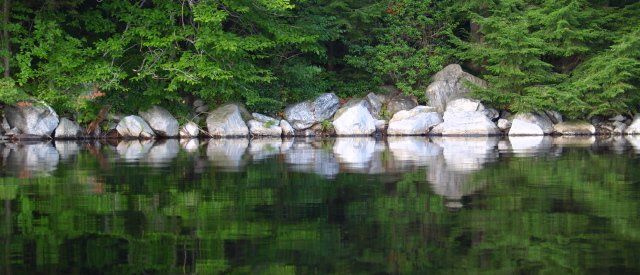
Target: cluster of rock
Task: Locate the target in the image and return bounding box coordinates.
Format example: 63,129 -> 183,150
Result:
3,64 -> 640,140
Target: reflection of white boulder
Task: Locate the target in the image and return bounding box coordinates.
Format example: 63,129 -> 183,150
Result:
432,137 -> 498,172
180,139 -> 200,152
426,155 -> 486,207
206,138 -> 249,170
145,139 -> 180,165
332,137 -> 376,169
508,136 -> 553,156
285,142 -> 339,178
388,137 -> 442,163
3,142 -> 60,175
116,140 -> 154,162
625,136 -> 640,153
249,138 -> 283,160
55,141 -> 81,160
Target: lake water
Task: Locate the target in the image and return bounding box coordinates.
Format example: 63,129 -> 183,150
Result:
1,136 -> 640,274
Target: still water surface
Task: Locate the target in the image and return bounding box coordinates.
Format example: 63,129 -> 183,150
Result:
1,136 -> 640,274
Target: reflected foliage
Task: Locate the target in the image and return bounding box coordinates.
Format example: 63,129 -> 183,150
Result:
1,139 -> 640,273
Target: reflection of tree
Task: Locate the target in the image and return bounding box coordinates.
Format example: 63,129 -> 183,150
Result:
0,143 -> 639,273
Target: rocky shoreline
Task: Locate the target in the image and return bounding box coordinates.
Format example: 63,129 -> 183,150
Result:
2,64 -> 639,142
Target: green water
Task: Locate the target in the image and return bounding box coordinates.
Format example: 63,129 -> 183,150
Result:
1,136 -> 640,274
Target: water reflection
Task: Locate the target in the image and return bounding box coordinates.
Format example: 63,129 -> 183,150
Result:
3,136 -> 640,273
2,136 -> 636,178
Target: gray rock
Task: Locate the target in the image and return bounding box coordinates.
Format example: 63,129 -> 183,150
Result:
497,118 -> 512,131
284,93 -> 340,130
193,99 -> 204,108
54,118 -> 84,139
508,112 -> 554,136
332,99 -> 377,136
116,115 -> 156,138
280,120 -> 295,136
5,103 -> 59,137
248,120 -> 282,136
206,104 -> 250,137
387,106 -> 442,135
179,122 -> 200,138
365,92 -> 386,119
613,121 -> 627,135
430,99 -> 499,136
374,119 -> 386,131
195,105 -> 209,113
624,116 -> 640,135
426,64 -> 488,113
483,108 -> 500,121
553,121 -> 596,135
386,93 -> 418,116
544,110 -> 563,124
139,106 -> 179,137
610,114 -> 626,122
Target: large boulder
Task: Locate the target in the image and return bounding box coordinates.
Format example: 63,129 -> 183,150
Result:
387,106 -> 442,135
206,104 -> 250,137
248,113 -> 282,136
139,106 -> 179,137
116,115 -> 156,138
508,112 -> 554,136
179,122 -> 200,138
431,99 -> 499,136
5,103 -> 59,137
54,118 -> 84,139
365,92 -> 388,119
624,115 -> 640,135
284,93 -> 340,130
426,64 -> 487,113
386,93 -> 418,116
554,121 -> 596,135
332,99 -> 377,136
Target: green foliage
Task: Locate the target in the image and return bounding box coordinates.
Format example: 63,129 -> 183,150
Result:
320,119 -> 333,132
1,0 -> 639,120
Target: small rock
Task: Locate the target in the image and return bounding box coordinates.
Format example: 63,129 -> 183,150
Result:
248,113 -> 282,136
375,120 -> 386,131
497,119 -> 511,131
116,115 -> 156,138
553,121 -> 596,135
179,122 -> 200,138
280,120 -> 295,136
195,105 -> 209,113
193,99 -> 204,108
509,112 -> 554,136
609,115 -> 626,122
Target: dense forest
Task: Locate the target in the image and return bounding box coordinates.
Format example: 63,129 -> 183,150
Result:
0,0 -> 638,122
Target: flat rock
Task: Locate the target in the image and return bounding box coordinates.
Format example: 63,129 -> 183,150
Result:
116,115 -> 155,138
426,64 -> 487,113
387,106 -> 442,135
508,112 -> 554,136
206,104 -> 250,137
554,121 -> 596,135
139,106 -> 179,137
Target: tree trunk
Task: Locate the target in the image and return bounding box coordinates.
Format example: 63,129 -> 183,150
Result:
2,0 -> 10,78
